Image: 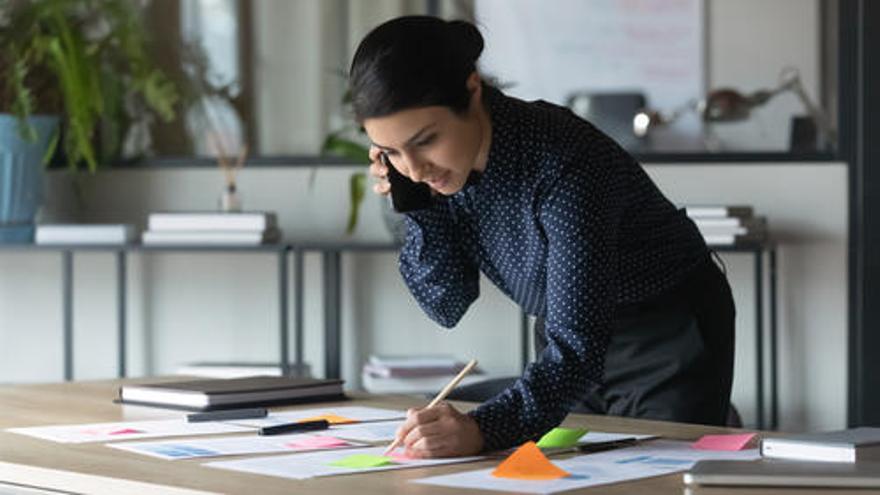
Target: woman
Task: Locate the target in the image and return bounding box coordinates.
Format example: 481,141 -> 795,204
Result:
350,16 -> 735,458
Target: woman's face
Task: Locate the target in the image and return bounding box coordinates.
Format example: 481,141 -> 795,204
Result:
363,81 -> 488,195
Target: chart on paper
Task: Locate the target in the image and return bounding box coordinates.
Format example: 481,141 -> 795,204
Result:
109,433 -> 368,460
7,419 -> 252,444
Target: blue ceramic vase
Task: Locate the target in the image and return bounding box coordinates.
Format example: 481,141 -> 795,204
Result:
0,114 -> 59,243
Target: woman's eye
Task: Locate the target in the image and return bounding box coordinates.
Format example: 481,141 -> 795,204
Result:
415,134 -> 436,147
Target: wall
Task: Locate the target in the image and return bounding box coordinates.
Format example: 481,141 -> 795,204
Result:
249,0 -> 821,154
707,0 -> 822,150
645,164 -> 848,432
0,162 -> 847,433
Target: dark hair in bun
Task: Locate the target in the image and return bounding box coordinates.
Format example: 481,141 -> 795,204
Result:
349,16 -> 485,122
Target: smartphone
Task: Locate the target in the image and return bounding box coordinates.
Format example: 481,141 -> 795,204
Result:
381,153 -> 432,212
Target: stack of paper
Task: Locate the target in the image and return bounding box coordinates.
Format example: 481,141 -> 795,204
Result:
142,212 -> 281,246
684,205 -> 767,246
361,355 -> 488,395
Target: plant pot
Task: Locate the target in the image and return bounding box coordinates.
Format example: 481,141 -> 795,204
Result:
0,114 -> 60,243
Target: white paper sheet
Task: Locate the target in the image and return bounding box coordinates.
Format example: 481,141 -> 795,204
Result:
413,439 -> 761,494
227,406 -> 405,428
205,446 -> 484,480
7,419 -> 252,444
108,433 -> 368,460
330,420 -> 404,442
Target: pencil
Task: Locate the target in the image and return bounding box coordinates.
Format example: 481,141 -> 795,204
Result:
382,358 -> 478,456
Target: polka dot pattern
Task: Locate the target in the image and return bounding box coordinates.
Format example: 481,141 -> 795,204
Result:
398,87 -> 709,451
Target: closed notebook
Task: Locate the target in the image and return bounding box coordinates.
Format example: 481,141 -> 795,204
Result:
685,459 -> 880,488
118,376 -> 345,411
760,427 -> 880,463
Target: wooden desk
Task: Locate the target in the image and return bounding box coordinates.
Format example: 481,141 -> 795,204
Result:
0,379 -> 859,495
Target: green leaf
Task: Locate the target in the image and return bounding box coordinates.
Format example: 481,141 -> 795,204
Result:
46,35 -> 98,172
143,70 -> 179,122
9,53 -> 37,142
320,134 -> 372,234
347,172 -> 367,234
42,128 -> 60,166
321,134 -> 370,163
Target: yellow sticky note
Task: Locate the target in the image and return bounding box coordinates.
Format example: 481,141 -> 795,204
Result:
296,413 -> 359,425
329,454 -> 393,469
492,441 -> 570,480
536,427 -> 589,449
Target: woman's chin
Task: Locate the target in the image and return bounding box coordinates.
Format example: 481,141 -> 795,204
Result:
430,175 -> 463,195
432,184 -> 459,196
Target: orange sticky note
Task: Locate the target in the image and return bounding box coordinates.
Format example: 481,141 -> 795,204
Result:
492,441 -> 570,480
295,414 -> 359,425
692,433 -> 757,451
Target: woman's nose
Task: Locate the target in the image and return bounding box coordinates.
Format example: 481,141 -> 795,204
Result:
405,156 -> 429,183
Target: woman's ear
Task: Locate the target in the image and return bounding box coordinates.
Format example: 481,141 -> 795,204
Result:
467,71 -> 482,108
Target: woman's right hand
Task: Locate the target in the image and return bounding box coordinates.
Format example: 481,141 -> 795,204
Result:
368,146 -> 391,196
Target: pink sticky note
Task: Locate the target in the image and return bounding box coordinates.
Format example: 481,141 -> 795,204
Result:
388,452 -> 418,463
692,433 -> 757,451
286,435 -> 350,450
108,428 -> 144,436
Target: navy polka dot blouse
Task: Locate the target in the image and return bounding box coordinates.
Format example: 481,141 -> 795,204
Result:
398,86 -> 710,451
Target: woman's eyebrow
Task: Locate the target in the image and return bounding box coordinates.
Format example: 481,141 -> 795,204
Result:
373,123 -> 437,151
404,123 -> 437,145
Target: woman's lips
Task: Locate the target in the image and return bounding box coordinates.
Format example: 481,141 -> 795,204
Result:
427,171 -> 450,189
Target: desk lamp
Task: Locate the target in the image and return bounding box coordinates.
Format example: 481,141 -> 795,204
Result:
632,68 -> 836,150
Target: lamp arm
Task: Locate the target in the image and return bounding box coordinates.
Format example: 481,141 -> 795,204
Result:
777,70 -> 838,148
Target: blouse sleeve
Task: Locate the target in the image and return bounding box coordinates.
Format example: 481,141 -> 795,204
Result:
468,157 -> 624,450
398,200 -> 480,328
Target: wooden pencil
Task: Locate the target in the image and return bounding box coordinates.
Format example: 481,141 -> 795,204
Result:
382,358 -> 478,456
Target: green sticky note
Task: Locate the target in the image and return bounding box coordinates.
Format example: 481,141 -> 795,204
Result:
536,427 -> 589,449
329,454 -> 393,469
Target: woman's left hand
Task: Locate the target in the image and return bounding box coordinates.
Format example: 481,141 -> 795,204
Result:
394,402 -> 484,458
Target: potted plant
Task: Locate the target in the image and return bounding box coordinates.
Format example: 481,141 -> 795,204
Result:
0,0 -> 179,242
321,130 -> 369,235
321,82 -> 410,241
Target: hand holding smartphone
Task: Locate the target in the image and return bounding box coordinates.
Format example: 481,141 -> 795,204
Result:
381,153 -> 433,212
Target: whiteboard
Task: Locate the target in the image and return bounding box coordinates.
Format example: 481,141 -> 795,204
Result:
475,0 -> 705,150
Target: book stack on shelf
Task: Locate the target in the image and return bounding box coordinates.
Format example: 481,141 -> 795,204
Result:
142,212 -> 281,246
361,355 -> 488,395
35,224 -> 135,245
685,205 -> 768,246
